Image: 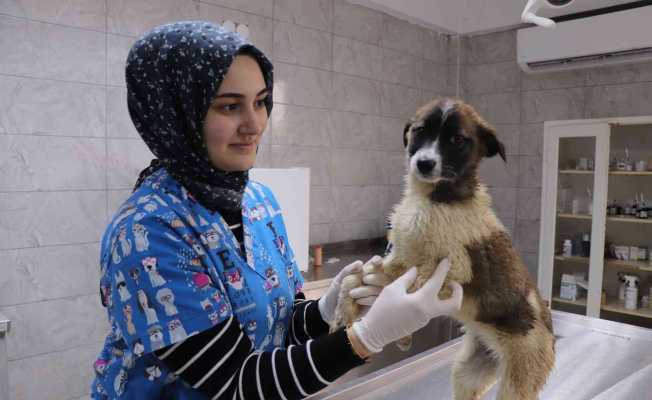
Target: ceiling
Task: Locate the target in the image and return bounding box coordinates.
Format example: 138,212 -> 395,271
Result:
348,0 -> 639,35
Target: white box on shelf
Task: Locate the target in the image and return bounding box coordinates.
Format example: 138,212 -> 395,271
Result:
560,274 -> 578,301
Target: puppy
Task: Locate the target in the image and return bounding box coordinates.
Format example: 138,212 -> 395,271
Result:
336,98 -> 555,400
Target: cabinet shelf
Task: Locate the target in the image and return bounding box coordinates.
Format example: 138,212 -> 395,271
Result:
553,296 -> 652,319
557,213 -> 592,220
559,170 -> 652,176
557,213 -> 652,224
609,171 -> 652,176
559,170 -> 594,174
606,216 -> 652,224
552,296 -> 587,307
601,300 -> 652,319
554,256 -> 652,272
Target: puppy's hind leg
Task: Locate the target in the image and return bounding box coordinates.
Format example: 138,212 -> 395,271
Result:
495,326 -> 555,400
452,333 -> 499,400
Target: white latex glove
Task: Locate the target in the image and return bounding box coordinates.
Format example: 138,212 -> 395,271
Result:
351,258 -> 463,353
318,256 -> 387,323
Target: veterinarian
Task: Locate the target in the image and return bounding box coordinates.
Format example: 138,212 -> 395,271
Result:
90,21 -> 463,400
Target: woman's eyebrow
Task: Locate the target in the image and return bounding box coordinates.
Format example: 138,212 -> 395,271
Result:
215,88 -> 269,99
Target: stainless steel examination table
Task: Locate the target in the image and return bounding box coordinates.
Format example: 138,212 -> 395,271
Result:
308,311 -> 652,400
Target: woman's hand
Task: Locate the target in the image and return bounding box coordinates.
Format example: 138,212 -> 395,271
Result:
350,258 -> 463,353
318,255 -> 388,324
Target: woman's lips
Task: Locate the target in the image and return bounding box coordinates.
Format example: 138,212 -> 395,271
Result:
229,143 -> 256,152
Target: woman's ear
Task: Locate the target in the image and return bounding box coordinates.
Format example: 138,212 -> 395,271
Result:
403,122 -> 411,147
478,122 -> 506,162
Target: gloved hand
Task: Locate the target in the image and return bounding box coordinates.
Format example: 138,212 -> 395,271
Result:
318,256 -> 388,324
351,258 -> 463,354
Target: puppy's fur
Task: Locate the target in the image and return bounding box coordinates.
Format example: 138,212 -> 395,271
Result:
336,98 -> 555,400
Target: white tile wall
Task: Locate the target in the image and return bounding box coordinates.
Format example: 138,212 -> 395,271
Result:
0,16 -> 105,84
0,191 -> 106,249
0,136 -> 106,191
9,342 -> 102,400
0,0 -> 106,31
1,1 -> 460,398
273,22 -> 332,69
0,243 -> 100,307
0,75 -> 105,136
198,2 -> 274,56
332,36 -> 383,81
274,0 -> 332,32
3,295 -> 107,360
333,0 -> 382,45
106,0 -> 199,36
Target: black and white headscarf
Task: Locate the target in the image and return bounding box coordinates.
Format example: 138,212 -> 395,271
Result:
126,21 -> 273,211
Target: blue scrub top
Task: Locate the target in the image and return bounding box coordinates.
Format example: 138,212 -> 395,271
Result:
91,168 -> 304,399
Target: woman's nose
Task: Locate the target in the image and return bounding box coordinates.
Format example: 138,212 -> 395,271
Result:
240,106 -> 264,135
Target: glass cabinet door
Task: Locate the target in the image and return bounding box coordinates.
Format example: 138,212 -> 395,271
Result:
539,122 -> 610,318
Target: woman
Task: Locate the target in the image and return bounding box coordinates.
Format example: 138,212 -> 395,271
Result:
91,21 -> 462,400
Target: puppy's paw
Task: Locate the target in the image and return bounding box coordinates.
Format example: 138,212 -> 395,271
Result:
331,274 -> 363,332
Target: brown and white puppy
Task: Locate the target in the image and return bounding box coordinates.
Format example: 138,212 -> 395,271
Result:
337,98 -> 555,400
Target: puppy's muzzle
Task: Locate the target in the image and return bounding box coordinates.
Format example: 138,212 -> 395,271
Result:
417,159 -> 437,175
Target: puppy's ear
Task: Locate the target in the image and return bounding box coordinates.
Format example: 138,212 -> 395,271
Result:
478,122 -> 506,162
403,122 -> 411,147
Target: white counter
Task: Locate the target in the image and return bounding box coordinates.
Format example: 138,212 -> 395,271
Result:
308,311 -> 652,400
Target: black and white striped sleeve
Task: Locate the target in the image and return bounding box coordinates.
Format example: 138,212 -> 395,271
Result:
154,314 -> 364,399
287,293 -> 330,346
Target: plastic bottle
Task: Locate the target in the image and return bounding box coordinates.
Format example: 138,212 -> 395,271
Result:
625,285 -> 638,310
562,239 -> 572,257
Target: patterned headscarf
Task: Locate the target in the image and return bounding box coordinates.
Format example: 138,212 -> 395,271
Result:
126,21 -> 273,211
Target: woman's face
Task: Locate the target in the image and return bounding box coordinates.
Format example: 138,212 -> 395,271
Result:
203,55 -> 269,171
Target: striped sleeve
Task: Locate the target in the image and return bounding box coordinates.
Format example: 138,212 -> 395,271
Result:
154,315 -> 364,399
287,293 -> 330,346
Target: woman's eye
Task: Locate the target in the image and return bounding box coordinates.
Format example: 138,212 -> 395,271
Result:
255,99 -> 266,108
220,103 -> 239,112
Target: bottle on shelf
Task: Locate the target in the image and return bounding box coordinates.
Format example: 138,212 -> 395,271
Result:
586,188 -> 593,216
571,197 -> 580,215
617,272 -> 626,302
581,233 -> 591,257
625,148 -> 634,171
562,239 -> 573,257
623,274 -> 640,311
638,193 -> 649,219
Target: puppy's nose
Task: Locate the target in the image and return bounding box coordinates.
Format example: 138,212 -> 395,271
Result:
417,159 -> 436,174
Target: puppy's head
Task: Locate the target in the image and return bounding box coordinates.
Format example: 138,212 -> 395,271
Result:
404,98 -> 506,187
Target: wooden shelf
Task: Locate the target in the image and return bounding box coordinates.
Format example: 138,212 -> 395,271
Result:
554,255 -> 589,263
554,256 -> 652,272
607,259 -> 652,271
601,300 -> 652,319
606,216 -> 652,224
553,296 -> 652,319
559,170 -> 593,174
552,296 -> 587,307
557,213 -> 652,224
557,213 -> 592,220
559,170 -> 652,176
609,171 -> 652,176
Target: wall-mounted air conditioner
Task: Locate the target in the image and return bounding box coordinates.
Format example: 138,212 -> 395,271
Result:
517,6 -> 652,73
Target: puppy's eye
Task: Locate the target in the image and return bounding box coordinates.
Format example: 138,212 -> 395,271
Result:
450,134 -> 465,146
